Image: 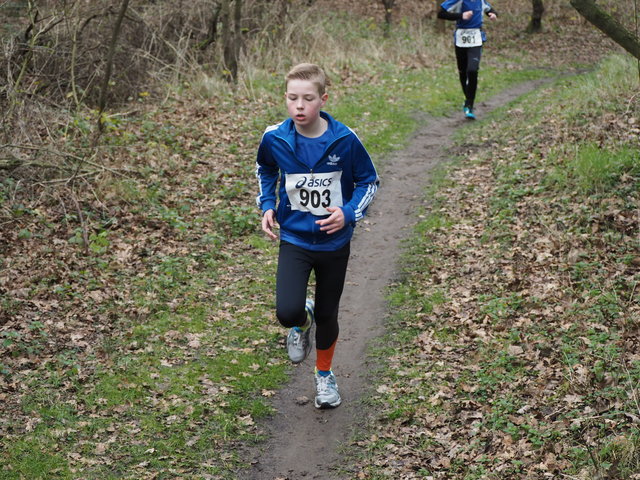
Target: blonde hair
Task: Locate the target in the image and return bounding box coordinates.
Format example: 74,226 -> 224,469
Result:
285,63 -> 330,96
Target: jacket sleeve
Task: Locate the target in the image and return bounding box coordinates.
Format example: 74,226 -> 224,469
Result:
341,136 -> 379,226
438,0 -> 463,20
438,7 -> 462,21
255,135 -> 279,214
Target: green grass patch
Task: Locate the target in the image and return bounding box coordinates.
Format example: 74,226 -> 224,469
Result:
1,243 -> 286,478
546,143 -> 640,195
353,53 -> 640,478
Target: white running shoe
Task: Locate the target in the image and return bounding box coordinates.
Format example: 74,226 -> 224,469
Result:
286,299 -> 314,363
314,369 -> 341,409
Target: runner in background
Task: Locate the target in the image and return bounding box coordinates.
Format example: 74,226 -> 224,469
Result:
438,0 -> 498,120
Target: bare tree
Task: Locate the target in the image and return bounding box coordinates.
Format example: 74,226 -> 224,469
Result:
96,0 -> 130,132
220,0 -> 243,83
379,0 -> 396,38
570,0 -> 640,60
232,0 -> 243,78
199,1 -> 222,50
220,0 -> 233,80
6,2 -> 64,103
526,0 -> 544,33
278,0 -> 289,39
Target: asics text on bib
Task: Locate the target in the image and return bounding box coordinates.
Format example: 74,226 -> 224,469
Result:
286,171 -> 344,216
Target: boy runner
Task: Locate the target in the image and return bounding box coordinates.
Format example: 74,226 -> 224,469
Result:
255,63 -> 379,409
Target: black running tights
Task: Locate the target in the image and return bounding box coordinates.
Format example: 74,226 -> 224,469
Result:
455,45 -> 482,109
275,241 -> 350,350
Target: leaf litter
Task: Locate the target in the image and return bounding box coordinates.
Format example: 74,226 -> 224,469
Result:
350,59 -> 640,479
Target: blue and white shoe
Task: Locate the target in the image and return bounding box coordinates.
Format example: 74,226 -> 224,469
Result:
286,299 -> 314,363
464,106 -> 476,120
314,369 -> 341,409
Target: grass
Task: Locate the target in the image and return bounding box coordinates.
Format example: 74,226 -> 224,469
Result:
547,143 -> 639,195
352,53 -> 639,478
2,244 -> 288,478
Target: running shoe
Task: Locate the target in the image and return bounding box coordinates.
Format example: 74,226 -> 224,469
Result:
286,298 -> 315,363
464,106 -> 476,120
314,369 -> 341,409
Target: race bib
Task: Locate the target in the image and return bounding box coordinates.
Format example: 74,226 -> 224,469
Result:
285,171 -> 343,216
455,28 -> 482,47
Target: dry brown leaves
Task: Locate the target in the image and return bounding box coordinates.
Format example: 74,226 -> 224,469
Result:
352,70 -> 639,479
0,93 -> 279,436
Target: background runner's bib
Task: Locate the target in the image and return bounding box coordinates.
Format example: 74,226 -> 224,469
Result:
285,171 -> 343,216
455,28 -> 482,47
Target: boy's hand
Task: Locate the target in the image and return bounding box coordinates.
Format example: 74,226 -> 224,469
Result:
261,209 -> 279,241
488,12 -> 497,20
316,207 -> 345,235
462,10 -> 473,20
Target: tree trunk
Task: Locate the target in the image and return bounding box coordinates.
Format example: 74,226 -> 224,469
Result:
96,0 -> 130,131
569,0 -> 640,60
220,0 -> 234,81
199,2 -> 222,50
220,0 -> 243,82
380,0 -> 396,38
232,0 -> 242,80
526,0 -> 544,33
278,0 -> 289,40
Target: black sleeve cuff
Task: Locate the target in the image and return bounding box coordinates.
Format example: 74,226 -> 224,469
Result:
437,7 -> 463,21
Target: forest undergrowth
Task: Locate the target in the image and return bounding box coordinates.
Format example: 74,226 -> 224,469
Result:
0,0 -> 638,478
351,55 -> 640,479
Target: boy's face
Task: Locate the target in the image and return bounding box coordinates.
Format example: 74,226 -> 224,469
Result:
285,79 -> 328,129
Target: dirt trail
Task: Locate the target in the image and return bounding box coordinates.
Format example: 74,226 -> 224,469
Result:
238,78 -> 554,480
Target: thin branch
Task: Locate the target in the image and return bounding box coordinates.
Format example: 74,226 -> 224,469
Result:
0,144 -> 134,177
628,281 -> 638,306
624,92 -> 639,116
35,16 -> 65,37
79,11 -> 110,36
96,0 -> 131,133
622,360 -> 640,417
54,191 -> 70,229
68,187 -> 89,254
38,171 -> 99,185
1,159 -> 82,171
80,175 -> 110,215
585,442 -> 602,478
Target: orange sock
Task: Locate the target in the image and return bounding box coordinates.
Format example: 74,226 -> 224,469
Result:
316,340 -> 337,372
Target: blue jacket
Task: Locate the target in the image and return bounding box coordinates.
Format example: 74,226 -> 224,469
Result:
440,0 -> 494,42
256,111 -> 379,251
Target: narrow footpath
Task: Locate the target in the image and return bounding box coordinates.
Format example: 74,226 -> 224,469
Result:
239,78 -> 554,480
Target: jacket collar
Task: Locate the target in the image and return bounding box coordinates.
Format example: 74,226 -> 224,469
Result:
276,111 -> 346,145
